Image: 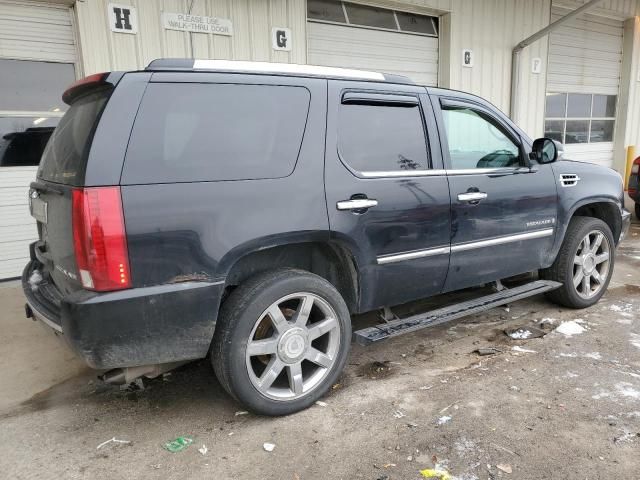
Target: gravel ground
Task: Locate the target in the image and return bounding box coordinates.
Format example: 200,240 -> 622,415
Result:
1,222 -> 638,480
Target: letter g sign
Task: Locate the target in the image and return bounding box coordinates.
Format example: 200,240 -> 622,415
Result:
272,27 -> 292,51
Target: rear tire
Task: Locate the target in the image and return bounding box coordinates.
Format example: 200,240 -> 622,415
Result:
211,268 -> 351,416
541,216 -> 614,309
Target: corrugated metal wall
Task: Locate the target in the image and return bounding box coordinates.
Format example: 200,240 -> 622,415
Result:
0,0 -> 76,62
75,0 -> 307,74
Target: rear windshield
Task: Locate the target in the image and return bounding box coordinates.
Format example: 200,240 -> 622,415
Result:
121,83 -> 310,184
38,87 -> 111,185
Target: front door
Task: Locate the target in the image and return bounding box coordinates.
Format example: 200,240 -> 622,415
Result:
433,96 -> 558,292
324,80 -> 451,312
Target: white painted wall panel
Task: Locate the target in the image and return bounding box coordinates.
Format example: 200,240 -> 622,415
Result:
76,0 -> 308,74
0,1 -> 76,62
548,6 -> 624,95
0,167 -> 38,279
308,22 -> 438,86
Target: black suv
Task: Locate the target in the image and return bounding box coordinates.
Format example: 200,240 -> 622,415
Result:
24,59 -> 631,415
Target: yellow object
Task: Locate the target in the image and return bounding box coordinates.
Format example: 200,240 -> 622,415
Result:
420,468 -> 453,480
624,145 -> 636,190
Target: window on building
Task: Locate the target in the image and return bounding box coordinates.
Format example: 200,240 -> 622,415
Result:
544,93 -> 616,144
307,0 -> 438,36
0,59 -> 75,168
123,83 -> 311,183
338,102 -> 429,172
441,107 -> 521,169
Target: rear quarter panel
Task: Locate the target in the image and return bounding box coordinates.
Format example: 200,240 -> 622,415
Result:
120,74 -> 329,287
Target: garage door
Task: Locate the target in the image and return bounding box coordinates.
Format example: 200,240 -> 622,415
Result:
0,1 -> 77,279
307,1 -> 439,86
544,5 -> 623,167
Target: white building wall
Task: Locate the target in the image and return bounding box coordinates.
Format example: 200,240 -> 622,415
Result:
75,0 -> 307,75
72,0 -> 640,169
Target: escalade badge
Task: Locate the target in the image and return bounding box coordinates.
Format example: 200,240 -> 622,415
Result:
526,218 -> 555,228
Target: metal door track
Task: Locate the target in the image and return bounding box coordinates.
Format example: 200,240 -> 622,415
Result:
353,280 -> 562,346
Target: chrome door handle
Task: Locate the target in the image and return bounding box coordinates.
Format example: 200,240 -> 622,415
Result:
336,198 -> 378,211
457,192 -> 487,203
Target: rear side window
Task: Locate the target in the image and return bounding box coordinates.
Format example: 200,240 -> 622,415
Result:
122,83 -> 310,183
338,102 -> 429,172
38,88 -> 111,185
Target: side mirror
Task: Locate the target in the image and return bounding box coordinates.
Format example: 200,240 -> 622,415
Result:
529,137 -> 558,164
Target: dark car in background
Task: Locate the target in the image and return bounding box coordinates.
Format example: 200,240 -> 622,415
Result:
22,60 -> 631,416
628,156 -> 640,219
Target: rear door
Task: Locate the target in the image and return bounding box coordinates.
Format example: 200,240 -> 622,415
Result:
432,96 -> 558,291
324,80 -> 451,311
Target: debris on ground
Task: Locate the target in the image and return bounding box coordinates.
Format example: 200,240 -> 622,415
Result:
419,467 -> 453,479
359,361 -> 394,379
393,410 -> 406,419
198,444 -> 208,455
509,385 -> 521,392
474,347 -> 502,356
263,442 -> 276,452
539,317 -> 556,326
496,463 -> 513,474
511,346 -> 537,353
437,415 -> 452,425
315,400 -> 327,407
234,411 -> 249,416
419,385 -> 434,391
505,325 -> 546,340
162,436 -> 193,453
96,437 -> 131,450
555,320 -> 586,336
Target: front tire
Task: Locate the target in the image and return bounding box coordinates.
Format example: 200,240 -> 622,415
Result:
541,216 -> 615,308
211,268 -> 351,416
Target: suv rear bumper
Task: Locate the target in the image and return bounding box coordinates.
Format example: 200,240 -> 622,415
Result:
22,258 -> 225,369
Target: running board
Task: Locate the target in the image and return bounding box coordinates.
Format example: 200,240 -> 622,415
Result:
353,280 -> 562,346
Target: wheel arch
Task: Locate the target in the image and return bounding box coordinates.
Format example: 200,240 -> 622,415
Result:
220,238 -> 361,314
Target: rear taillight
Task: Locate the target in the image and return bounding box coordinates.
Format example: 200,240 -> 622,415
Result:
72,187 -> 131,291
632,157 -> 640,175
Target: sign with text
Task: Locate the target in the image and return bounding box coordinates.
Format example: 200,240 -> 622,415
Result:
108,3 -> 138,34
162,12 -> 233,36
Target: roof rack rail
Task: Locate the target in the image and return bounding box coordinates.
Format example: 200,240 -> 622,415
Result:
145,58 -> 415,84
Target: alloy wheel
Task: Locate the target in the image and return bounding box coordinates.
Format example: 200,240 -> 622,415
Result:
572,230 -> 611,299
245,292 -> 341,401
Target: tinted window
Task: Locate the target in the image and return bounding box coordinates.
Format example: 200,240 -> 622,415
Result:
565,120 -> 589,144
0,59 -> 74,112
0,117 -> 58,167
592,95 -> 616,117
307,0 -> 346,22
590,120 -> 614,142
442,107 -> 520,169
38,88 -> 111,185
123,84 -> 310,183
396,12 -> 437,35
545,93 -> 566,118
338,102 -> 428,172
567,94 -> 591,117
344,3 -> 396,29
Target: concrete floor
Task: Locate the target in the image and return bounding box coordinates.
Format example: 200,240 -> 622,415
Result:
1,220 -> 638,480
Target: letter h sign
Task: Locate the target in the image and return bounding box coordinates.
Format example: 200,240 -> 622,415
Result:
108,3 -> 138,34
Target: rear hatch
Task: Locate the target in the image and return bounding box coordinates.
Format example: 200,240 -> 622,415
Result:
30,75 -> 126,296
